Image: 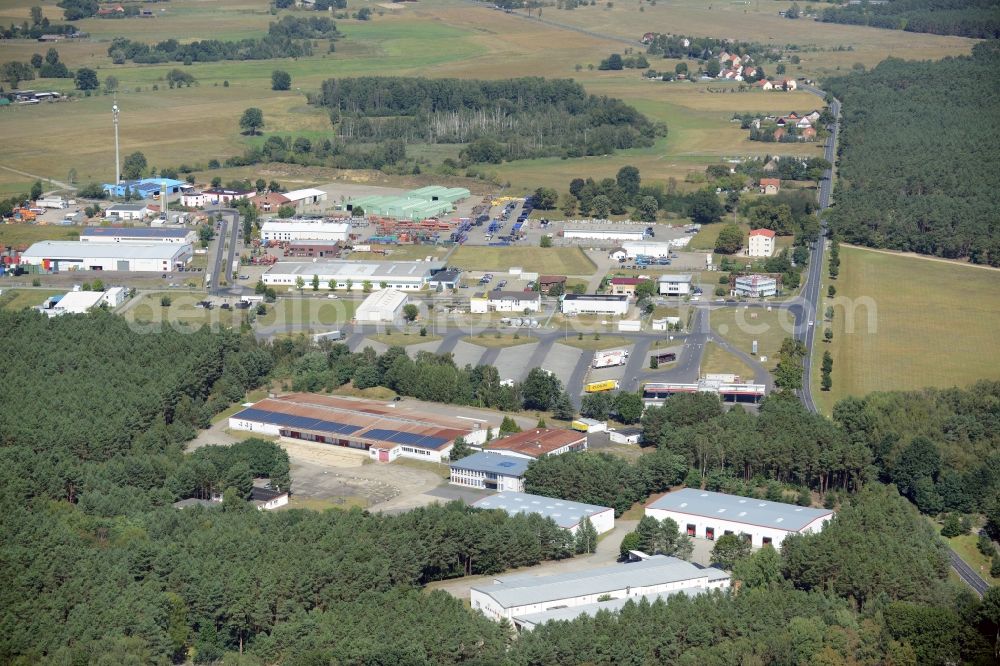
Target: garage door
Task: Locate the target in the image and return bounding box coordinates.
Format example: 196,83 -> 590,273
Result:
117,260 -> 129,271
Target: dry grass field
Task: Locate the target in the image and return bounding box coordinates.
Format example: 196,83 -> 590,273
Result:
811,246 -> 1000,414
0,224 -> 82,247
0,0 -> 923,194
700,341 -> 756,380
710,305 -> 796,362
448,246 -> 596,275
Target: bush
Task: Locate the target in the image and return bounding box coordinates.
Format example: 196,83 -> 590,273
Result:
160,295 -> 172,307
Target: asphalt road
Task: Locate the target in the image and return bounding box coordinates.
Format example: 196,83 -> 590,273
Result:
206,207 -> 243,296
949,548 -> 991,597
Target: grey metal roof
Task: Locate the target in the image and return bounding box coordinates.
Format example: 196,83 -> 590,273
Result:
22,241 -> 189,260
563,294 -> 627,302
106,204 -> 148,212
450,451 -> 529,477
82,226 -> 190,238
473,555 -> 725,608
658,274 -> 693,283
515,587 -> 709,627
647,488 -> 833,532
428,269 -> 461,284
266,260 -> 444,280
472,492 -> 612,530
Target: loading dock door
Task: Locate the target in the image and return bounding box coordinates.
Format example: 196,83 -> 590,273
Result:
686,524 -> 696,537
116,260 -> 129,271
705,527 -> 715,541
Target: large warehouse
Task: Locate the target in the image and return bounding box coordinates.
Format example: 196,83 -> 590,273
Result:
449,452 -> 530,492
645,488 -> 834,548
283,188 -> 328,209
560,294 -> 630,316
472,492 -> 615,535
260,220 -> 350,243
564,227 -> 646,242
229,393 -> 492,463
348,186 -> 469,221
263,260 -> 444,291
484,428 -> 587,460
20,241 -> 191,272
621,241 -> 675,259
80,226 -> 196,244
355,289 -> 408,323
471,555 -> 730,628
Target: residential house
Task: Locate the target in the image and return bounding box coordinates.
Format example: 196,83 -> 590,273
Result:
470,290 -> 541,314
608,277 -> 650,297
251,192 -> 291,213
747,228 -> 776,257
801,127 -> 817,140
538,275 -> 567,293
759,178 -> 781,195
755,80 -> 774,91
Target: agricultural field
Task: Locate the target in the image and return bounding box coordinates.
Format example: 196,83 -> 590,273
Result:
506,0 -> 976,77
448,246 -> 595,275
350,245 -> 449,262
0,224 -> 82,248
811,246 -> 1000,414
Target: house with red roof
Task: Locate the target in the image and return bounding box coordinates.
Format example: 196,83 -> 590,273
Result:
759,178 -> 781,195
748,228 -> 776,257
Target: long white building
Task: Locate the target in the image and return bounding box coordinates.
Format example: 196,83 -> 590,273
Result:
263,260 -> 444,291
645,488 -> 833,549
564,227 -> 646,242
560,294 -> 629,316
21,241 -> 191,272
80,226 -> 196,244
471,555 -> 730,629
260,220 -> 350,243
450,452 -> 530,492
621,241 -> 675,259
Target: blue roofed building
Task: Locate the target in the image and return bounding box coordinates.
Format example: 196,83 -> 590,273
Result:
102,178 -> 187,198
449,451 -> 530,492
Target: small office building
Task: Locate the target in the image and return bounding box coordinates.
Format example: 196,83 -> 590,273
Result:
645,488 -> 834,549
748,229 -> 775,257
261,220 -> 350,243
470,290 -> 541,314
103,204 -> 150,221
560,294 -> 629,316
449,452 -> 530,492
732,275 -> 778,298
472,492 -> 615,535
658,274 -> 693,296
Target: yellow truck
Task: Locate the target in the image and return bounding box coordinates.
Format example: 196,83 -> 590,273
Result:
584,379 -> 620,393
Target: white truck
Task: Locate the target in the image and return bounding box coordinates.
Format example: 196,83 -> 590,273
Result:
36,197 -> 68,209
592,348 -> 630,369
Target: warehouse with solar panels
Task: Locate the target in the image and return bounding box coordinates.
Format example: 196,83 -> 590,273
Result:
229,393 -> 491,463
348,186 -> 470,221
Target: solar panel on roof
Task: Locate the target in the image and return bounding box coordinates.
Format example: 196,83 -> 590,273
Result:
235,407 -> 361,436
365,428 -> 449,449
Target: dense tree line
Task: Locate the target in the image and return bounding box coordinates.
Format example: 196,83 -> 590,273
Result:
107,17 -> 337,64
825,43 -> 1000,264
315,76 -> 664,161
819,0 -> 1000,38
833,381 -> 1000,518
645,33 -> 786,63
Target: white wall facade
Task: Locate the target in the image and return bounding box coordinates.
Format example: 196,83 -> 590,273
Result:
733,276 -> 777,298
645,507 -> 831,548
658,276 -> 692,296
449,468 -> 525,492
622,241 -> 674,258
572,508 -> 615,535
261,221 -> 349,243
104,207 -> 148,221
748,233 -> 775,257
474,295 -> 541,313
565,228 -> 645,242
561,297 -> 629,316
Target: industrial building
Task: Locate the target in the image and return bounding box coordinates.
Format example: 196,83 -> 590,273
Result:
560,294 -> 630,316
102,177 -> 186,198
747,229 -> 776,257
732,275 -> 778,298
472,492 -> 615,535
484,428 -> 587,460
564,227 -> 646,242
249,192 -> 291,213
283,188 -> 328,209
21,241 -> 191,272
621,241 -> 675,259
38,290 -> 103,316
229,393 -> 492,463
348,186 -> 469,221
470,290 -> 541,314
642,376 -> 766,405
262,260 -> 445,292
427,269 -> 461,290
354,289 -> 408,323
103,204 -> 150,221
658,274 -> 693,296
645,488 -> 834,548
81,226 -> 196,244
282,241 -> 342,259
260,220 -> 350,243
449,452 -> 530,492
471,555 -> 731,628
180,188 -> 254,208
